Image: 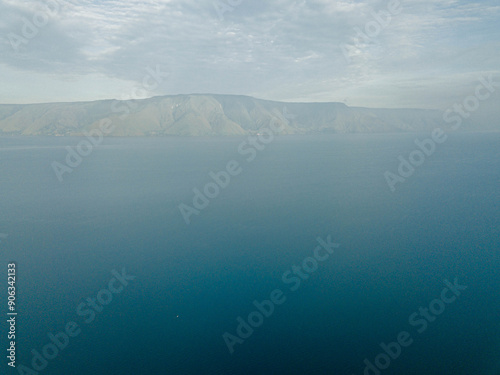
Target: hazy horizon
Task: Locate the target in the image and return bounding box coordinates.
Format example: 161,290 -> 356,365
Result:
0,0 -> 499,119
0,92 -> 445,111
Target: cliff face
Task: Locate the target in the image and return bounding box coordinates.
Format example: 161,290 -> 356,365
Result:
0,94 -> 465,136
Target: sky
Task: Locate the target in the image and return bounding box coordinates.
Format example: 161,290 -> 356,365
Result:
0,0 -> 499,112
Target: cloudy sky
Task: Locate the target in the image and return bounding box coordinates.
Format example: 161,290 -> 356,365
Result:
0,0 -> 499,112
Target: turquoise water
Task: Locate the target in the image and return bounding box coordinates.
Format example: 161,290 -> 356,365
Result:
0,133 -> 499,374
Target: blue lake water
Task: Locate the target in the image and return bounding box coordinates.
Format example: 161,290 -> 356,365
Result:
0,133 -> 499,374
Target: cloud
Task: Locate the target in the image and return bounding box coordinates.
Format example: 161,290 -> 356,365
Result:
0,0 -> 499,113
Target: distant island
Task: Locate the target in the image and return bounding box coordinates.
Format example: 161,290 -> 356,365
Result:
0,94 -> 491,136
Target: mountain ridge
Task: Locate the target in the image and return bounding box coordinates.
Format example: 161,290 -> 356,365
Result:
0,94 -> 487,136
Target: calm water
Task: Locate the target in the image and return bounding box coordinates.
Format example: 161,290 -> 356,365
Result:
0,133 -> 499,375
